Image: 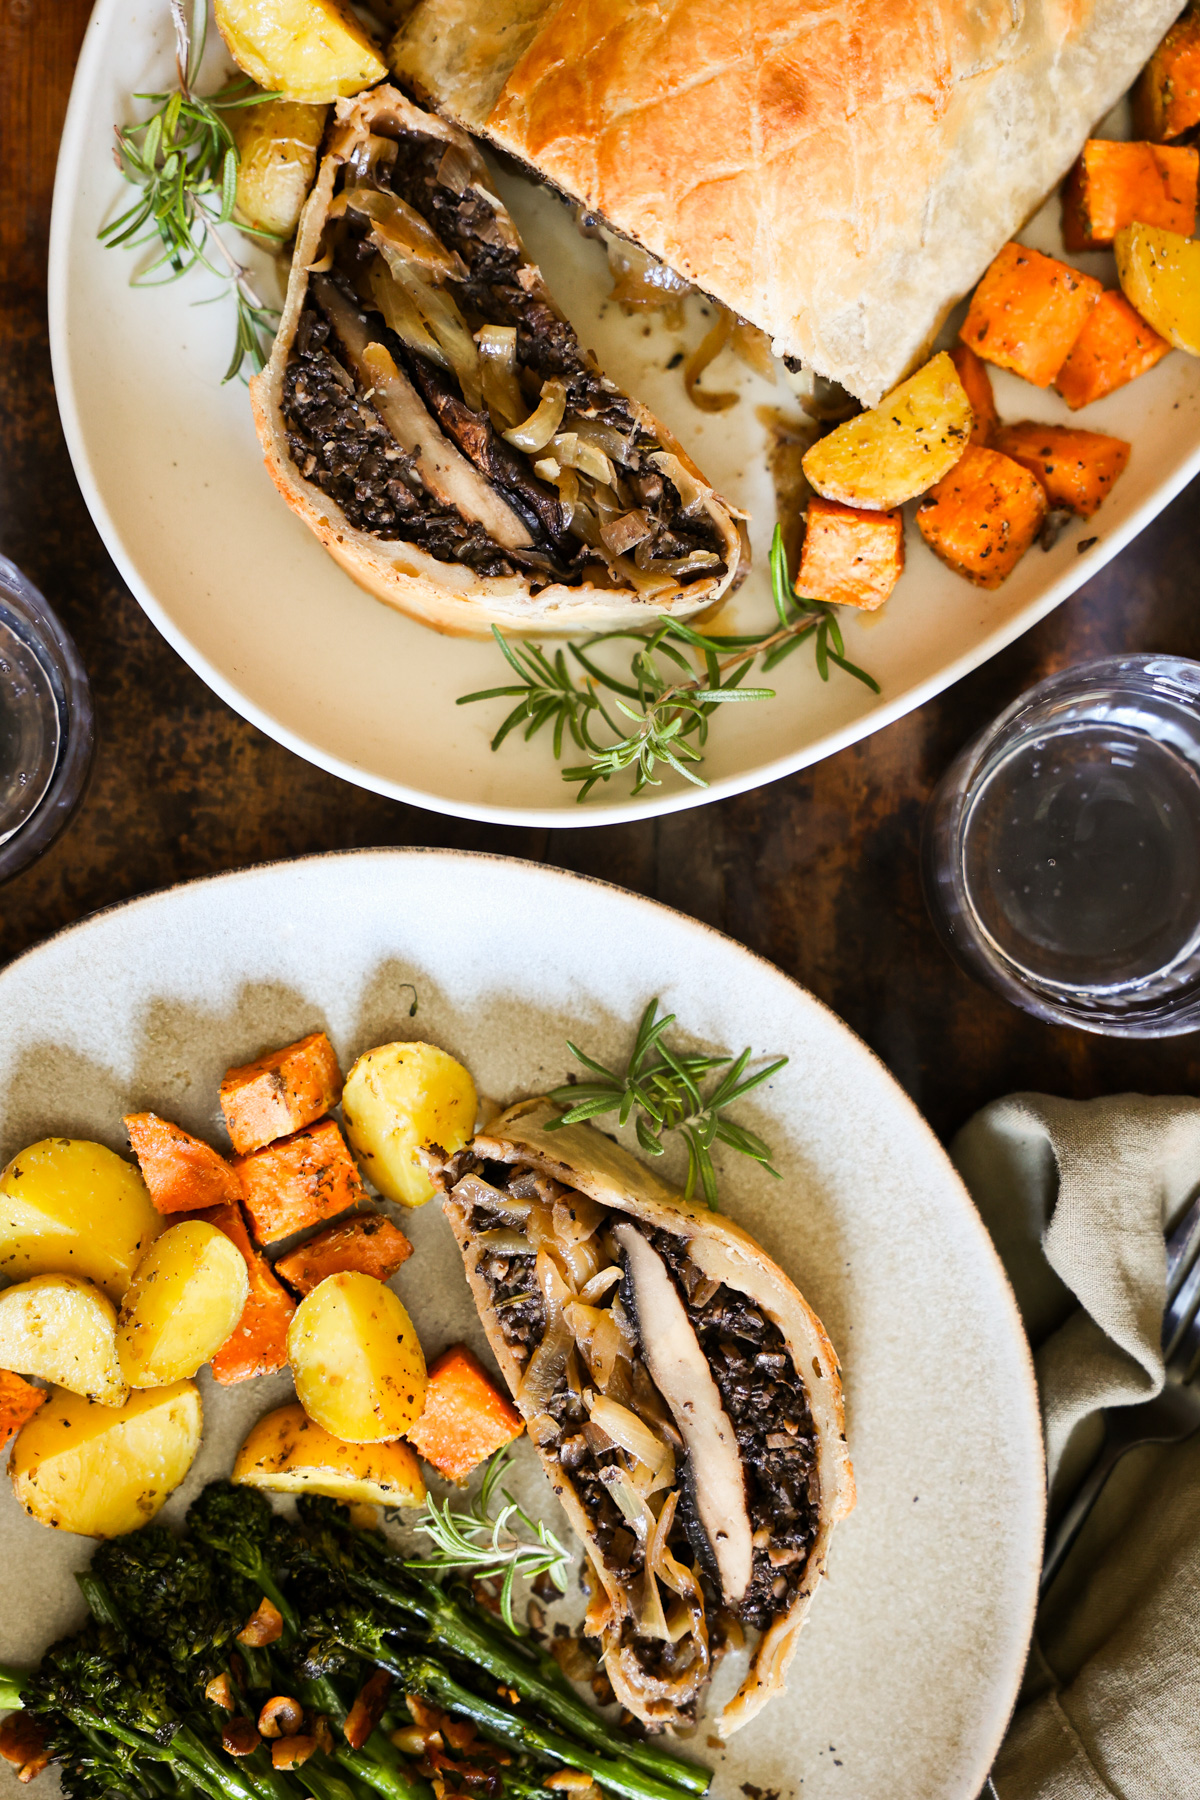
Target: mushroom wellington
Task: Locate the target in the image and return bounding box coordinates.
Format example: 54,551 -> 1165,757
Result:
251,87 -> 744,636
431,1099 -> 854,1736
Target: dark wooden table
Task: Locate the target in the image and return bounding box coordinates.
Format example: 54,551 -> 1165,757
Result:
5,1 -> 1200,1143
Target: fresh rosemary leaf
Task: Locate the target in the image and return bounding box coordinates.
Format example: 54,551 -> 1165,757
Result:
102,0 -> 280,382
547,997 -> 787,1209
568,640 -> 642,701
815,617 -> 830,681
407,1448 -> 571,1633
460,525 -> 878,799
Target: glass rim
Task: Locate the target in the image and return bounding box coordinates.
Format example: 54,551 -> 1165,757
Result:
949,653 -> 1200,795
0,557 -> 94,885
922,654 -> 1200,1039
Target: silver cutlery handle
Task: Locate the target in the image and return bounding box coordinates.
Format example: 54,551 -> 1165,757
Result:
1039,1419 -> 1130,1597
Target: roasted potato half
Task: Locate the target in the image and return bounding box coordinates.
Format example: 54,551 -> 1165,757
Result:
342,1041 -> 477,1208
214,0 -> 387,104
287,1271 -> 426,1442
0,1139 -> 162,1298
1115,221 -> 1200,356
802,351 -> 974,509
234,1401 -> 427,1507
10,1382 -> 203,1537
232,96 -> 329,238
118,1220 -> 250,1388
0,1275 -> 126,1406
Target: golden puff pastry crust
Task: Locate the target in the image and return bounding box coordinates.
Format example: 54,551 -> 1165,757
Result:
391,0 -> 1187,403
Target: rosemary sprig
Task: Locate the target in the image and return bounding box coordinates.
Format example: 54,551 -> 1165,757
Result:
407,1448 -> 572,1632
458,526 -> 879,800
101,0 -> 281,381
547,997 -> 788,1209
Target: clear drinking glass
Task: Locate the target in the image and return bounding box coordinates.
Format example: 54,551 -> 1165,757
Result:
0,557 -> 93,882
922,655 -> 1200,1037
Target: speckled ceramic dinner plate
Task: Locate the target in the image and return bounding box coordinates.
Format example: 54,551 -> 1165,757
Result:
0,851 -> 1041,1797
49,1 -> 1200,826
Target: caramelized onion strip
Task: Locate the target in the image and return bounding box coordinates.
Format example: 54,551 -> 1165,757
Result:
552,1193 -> 605,1242
366,261 -> 449,370
337,188 -> 465,282
475,325 -> 525,432
599,1466 -> 646,1530
578,1267 -> 622,1304
730,318 -> 775,380
633,1566 -> 671,1642
518,1312 -> 572,1409
606,236 -> 691,314
551,433 -> 615,486
683,310 -> 738,414
435,144 -> 472,195
345,133 -> 398,186
516,1249 -> 576,1407
589,1396 -> 673,1486
564,1300 -> 627,1391
647,1490 -> 702,1603
648,450 -> 706,512
504,379 -> 567,452
376,243 -> 482,411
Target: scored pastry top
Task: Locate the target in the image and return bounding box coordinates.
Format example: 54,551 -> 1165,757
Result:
391,0 -> 1185,403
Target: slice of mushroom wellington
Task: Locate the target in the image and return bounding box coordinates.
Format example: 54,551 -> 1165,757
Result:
431,1100 -> 855,1737
250,87 -> 743,636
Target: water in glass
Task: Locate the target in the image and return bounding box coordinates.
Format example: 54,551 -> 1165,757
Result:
0,615 -> 60,848
923,657 -> 1200,1034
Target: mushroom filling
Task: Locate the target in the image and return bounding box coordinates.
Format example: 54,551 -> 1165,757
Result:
281,125 -> 728,593
641,1227 -> 821,1630
445,1156 -> 820,1649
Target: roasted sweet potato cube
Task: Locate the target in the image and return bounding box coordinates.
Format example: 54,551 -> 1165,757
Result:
1134,3 -> 1200,142
406,1344 -> 523,1484
1054,289 -> 1172,410
125,1112 -> 245,1215
191,1201 -> 297,1382
234,1118 -> 366,1245
1062,139 -> 1199,251
950,344 -> 998,444
0,1368 -> 45,1449
273,1213 -> 413,1297
916,445 -> 1046,589
221,1032 -> 343,1155
795,496 -> 904,611
960,243 -> 1102,387
991,422 -> 1130,520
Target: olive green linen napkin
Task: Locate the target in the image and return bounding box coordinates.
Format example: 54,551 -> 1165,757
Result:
951,1094 -> 1200,1800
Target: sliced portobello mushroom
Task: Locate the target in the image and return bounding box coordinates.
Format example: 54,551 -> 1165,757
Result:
431,1098 -> 854,1738
613,1220 -> 753,1608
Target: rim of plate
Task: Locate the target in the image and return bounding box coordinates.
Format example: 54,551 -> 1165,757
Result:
52,11 -> 1194,832
0,846 -> 1045,1787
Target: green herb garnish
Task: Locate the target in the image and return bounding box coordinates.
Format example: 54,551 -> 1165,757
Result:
101,0 -> 281,382
407,1448 -> 572,1632
547,997 -> 787,1208
458,526 -> 879,801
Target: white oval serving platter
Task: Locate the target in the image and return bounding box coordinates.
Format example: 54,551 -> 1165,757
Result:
53,4 -> 1199,832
